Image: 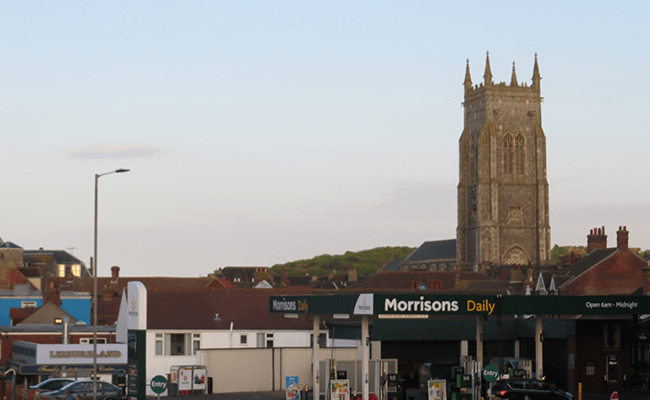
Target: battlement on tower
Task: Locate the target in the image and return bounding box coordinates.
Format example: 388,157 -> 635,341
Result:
463,52 -> 542,104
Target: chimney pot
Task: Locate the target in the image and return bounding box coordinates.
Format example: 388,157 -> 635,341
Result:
617,226 -> 629,251
111,266 -> 120,281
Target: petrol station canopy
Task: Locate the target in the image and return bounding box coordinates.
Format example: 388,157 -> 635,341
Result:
269,293 -> 650,316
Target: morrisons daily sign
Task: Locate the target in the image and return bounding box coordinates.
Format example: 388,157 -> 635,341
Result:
270,294 -> 650,316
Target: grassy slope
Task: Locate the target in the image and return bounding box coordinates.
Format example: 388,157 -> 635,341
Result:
270,246 -> 415,277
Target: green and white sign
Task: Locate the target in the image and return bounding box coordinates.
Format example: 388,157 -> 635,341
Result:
483,365 -> 499,382
270,294 -> 650,316
150,375 -> 168,394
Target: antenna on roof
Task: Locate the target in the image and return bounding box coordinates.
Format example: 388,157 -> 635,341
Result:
67,247 -> 76,254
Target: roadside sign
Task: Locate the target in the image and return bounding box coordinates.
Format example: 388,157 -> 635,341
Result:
482,365 -> 499,382
150,375 -> 168,395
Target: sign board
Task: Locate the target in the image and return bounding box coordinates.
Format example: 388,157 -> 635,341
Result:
179,367 -> 193,391
150,375 -> 168,395
127,282 -> 147,330
483,365 -> 499,382
427,380 -> 447,400
286,376 -> 300,400
127,329 -> 146,400
330,379 -> 350,400
270,294 -> 650,316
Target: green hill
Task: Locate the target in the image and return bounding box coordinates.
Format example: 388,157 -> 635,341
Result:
270,246 -> 415,277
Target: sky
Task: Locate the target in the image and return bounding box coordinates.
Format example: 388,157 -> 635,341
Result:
2,1 -> 650,277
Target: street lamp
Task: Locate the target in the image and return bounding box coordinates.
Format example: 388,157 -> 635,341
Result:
93,168 -> 129,400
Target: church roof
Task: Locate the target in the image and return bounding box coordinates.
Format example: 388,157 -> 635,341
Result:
404,239 -> 456,262
379,258 -> 404,272
0,242 -> 22,249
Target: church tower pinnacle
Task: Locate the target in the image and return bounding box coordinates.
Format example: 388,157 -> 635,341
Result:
483,51 -> 493,87
464,59 -> 473,91
457,53 -> 550,270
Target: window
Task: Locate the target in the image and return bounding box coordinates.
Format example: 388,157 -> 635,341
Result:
58,265 -> 66,278
503,133 -> 526,176
155,333 -> 163,355
240,334 -> 247,345
514,134 -> 525,175
504,247 -> 527,265
503,133 -> 513,175
192,334 -> 200,355
266,333 -> 274,348
170,333 -> 186,355
80,338 -> 107,344
21,301 -> 37,308
257,333 -> 265,348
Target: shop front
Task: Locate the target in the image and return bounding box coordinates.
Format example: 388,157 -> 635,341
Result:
8,341 -> 127,386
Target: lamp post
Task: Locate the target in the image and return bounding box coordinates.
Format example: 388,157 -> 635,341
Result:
93,168 -> 129,400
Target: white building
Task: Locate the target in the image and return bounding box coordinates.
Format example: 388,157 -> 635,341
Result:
116,282 -> 356,396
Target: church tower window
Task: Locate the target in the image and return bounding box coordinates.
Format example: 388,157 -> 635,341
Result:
503,133 -> 514,175
514,133 -> 525,175
503,133 -> 525,176
504,247 -> 528,265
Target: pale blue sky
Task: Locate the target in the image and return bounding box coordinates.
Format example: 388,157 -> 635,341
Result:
2,2 -> 649,276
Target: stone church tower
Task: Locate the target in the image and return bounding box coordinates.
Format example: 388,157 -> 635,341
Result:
457,53 -> 550,269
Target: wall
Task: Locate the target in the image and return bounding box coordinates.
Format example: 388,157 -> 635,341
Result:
562,250 -> 646,295
202,347 -> 360,394
144,329 -> 318,395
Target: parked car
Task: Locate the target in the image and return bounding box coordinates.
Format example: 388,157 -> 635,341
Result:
30,379 -> 75,393
493,378 -> 573,400
488,357 -> 536,378
41,381 -> 123,400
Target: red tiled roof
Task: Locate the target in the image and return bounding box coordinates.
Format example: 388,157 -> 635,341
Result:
146,288 -> 315,330
63,276 -> 232,326
348,271 -> 493,290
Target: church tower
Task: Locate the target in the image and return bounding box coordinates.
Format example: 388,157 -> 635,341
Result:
457,53 -> 550,269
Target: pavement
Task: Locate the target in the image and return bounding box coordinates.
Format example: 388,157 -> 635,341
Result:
152,389 -> 650,400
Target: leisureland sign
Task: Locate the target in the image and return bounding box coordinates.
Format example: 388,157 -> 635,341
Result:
270,294 -> 650,316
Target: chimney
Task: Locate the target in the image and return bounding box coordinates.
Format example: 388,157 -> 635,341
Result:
587,226 -> 608,252
617,226 -> 629,251
510,265 -> 523,283
411,281 -> 419,290
102,285 -> 114,301
111,266 -> 120,282
43,279 -> 62,307
348,265 -> 357,282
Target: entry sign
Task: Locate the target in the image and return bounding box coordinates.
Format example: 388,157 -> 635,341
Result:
483,365 -> 499,382
150,375 -> 168,395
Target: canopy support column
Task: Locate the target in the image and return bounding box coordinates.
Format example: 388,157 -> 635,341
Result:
361,315 -> 369,400
536,317 -> 544,379
313,315 -> 320,400
476,315 -> 484,367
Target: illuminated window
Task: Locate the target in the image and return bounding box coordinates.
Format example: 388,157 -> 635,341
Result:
71,264 -> 81,277
58,265 -> 66,278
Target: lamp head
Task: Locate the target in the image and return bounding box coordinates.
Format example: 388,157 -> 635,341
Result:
115,169 -> 130,173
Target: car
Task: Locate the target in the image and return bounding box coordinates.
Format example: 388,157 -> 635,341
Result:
29,379 -> 75,393
492,378 -> 573,400
41,380 -> 123,400
488,357 -> 536,378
